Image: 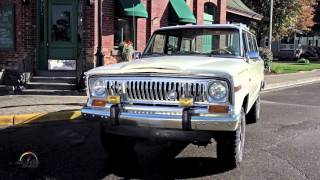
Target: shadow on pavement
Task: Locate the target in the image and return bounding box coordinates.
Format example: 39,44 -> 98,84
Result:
0,122 -> 233,179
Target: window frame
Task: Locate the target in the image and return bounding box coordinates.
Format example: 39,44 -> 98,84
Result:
0,4 -> 16,51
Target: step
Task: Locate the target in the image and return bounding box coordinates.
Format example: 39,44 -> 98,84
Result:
27,82 -> 76,90
0,85 -> 9,95
21,89 -> 85,96
31,76 -> 77,84
36,70 -> 77,77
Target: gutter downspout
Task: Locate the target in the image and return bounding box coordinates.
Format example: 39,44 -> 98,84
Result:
95,0 -> 104,67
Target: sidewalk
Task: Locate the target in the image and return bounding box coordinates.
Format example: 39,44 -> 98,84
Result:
0,70 -> 319,117
264,69 -> 320,91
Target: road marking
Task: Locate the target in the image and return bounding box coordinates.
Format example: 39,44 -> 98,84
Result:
0,110 -> 83,128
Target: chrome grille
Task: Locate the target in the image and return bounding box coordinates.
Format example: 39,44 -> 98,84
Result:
103,77 -> 209,104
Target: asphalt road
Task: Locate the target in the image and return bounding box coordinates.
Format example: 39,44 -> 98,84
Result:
0,83 -> 320,180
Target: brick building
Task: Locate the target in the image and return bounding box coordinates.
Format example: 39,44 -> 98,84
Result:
0,0 -> 262,78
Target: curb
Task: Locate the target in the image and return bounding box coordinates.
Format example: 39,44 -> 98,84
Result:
263,77 -> 320,93
0,110 -> 82,128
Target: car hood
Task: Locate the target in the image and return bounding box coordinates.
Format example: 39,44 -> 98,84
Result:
87,56 -> 248,78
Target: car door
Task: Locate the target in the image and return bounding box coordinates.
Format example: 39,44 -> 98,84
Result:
246,32 -> 263,102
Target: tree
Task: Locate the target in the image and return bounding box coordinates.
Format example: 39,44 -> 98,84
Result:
296,0 -> 315,31
242,0 -> 315,39
312,0 -> 320,34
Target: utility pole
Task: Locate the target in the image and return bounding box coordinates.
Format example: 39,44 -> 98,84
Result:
95,0 -> 104,67
269,0 -> 273,51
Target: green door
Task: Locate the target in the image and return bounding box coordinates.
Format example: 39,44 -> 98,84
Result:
38,0 -> 78,70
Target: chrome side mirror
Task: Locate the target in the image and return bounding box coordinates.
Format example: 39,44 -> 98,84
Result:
246,51 -> 260,60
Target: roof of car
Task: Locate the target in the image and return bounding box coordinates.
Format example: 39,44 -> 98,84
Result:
156,24 -> 250,32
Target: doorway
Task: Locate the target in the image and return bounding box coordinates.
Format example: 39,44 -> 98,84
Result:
38,0 -> 79,71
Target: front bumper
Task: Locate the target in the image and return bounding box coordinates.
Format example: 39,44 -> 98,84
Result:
82,103 -> 240,132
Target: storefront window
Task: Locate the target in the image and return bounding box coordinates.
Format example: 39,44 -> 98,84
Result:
114,18 -> 136,48
0,5 -> 15,50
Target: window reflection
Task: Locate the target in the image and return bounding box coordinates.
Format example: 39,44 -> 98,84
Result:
51,4 -> 72,42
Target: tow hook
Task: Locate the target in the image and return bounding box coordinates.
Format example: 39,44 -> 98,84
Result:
110,105 -> 120,126
182,108 -> 192,131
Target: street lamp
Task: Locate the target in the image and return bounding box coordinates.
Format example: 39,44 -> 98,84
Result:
95,0 -> 104,67
269,0 -> 273,51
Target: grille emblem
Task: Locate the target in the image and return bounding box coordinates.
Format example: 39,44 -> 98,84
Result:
167,90 -> 177,101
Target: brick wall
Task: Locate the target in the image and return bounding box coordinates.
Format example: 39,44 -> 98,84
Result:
82,0 -> 96,70
0,0 -> 36,71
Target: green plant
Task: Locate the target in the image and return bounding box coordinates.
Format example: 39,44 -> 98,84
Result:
259,47 -> 273,72
297,58 -> 310,64
121,41 -> 134,62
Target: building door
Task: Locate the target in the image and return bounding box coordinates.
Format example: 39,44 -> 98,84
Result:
38,0 -> 78,70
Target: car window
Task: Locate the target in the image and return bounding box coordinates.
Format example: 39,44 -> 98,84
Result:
247,33 -> 254,52
242,32 -> 249,56
151,34 -> 166,54
144,28 -> 241,57
167,36 -> 179,55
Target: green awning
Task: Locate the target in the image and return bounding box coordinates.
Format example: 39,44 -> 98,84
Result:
227,0 -> 263,20
169,0 -> 196,24
118,0 -> 148,18
204,13 -> 214,22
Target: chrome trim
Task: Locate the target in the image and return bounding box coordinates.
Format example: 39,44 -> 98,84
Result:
89,77 -> 217,105
82,104 -> 239,131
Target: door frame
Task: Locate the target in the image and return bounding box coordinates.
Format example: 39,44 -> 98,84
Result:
36,0 -> 81,71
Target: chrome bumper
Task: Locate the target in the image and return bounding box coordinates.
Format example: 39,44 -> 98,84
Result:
81,104 -> 240,131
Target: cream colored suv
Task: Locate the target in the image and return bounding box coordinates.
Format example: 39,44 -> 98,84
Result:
82,24 -> 264,168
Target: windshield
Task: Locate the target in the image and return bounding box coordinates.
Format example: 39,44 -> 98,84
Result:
144,28 -> 241,57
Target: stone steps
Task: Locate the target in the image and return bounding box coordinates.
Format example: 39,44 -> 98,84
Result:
21,70 -> 83,96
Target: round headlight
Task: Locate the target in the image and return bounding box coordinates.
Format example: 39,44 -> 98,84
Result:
91,79 -> 106,97
208,81 -> 227,101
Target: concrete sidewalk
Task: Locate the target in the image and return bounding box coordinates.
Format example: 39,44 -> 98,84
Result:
264,69 -> 320,91
0,70 -> 319,126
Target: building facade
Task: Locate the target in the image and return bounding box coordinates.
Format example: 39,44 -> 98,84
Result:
0,0 -> 262,77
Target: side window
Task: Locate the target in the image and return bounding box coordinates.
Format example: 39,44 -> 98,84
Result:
151,34 -> 166,54
253,36 -> 259,52
247,34 -> 258,52
247,33 -> 254,52
242,32 -> 248,56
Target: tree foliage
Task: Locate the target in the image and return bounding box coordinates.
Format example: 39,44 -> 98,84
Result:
242,0 -> 315,39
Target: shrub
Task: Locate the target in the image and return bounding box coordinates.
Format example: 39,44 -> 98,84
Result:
297,58 -> 310,64
259,47 -> 273,72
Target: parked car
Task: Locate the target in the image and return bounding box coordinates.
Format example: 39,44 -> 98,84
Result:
82,24 -> 265,168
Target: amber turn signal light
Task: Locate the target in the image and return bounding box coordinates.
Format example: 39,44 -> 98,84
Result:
179,98 -> 194,107
208,105 -> 229,113
107,96 -> 121,105
92,99 -> 107,107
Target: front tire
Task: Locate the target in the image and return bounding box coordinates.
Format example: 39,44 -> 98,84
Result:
216,108 -> 246,168
246,96 -> 261,124
100,123 -> 136,157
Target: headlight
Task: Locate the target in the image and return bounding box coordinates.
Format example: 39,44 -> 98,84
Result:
90,78 -> 106,97
208,81 -> 228,102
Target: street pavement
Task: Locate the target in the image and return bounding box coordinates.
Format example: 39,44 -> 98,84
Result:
0,83 -> 319,179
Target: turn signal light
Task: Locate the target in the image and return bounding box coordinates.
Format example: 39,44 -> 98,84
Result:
179,98 -> 194,107
92,99 -> 107,107
208,105 -> 229,113
107,96 -> 121,105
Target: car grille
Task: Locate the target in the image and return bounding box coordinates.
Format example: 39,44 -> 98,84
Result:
103,77 -> 209,104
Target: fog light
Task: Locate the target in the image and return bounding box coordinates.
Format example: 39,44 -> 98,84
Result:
208,105 -> 229,113
179,98 -> 193,107
107,96 -> 121,105
92,99 -> 107,107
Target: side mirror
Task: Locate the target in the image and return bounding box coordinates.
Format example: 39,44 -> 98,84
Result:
134,51 -> 142,59
246,51 -> 260,60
